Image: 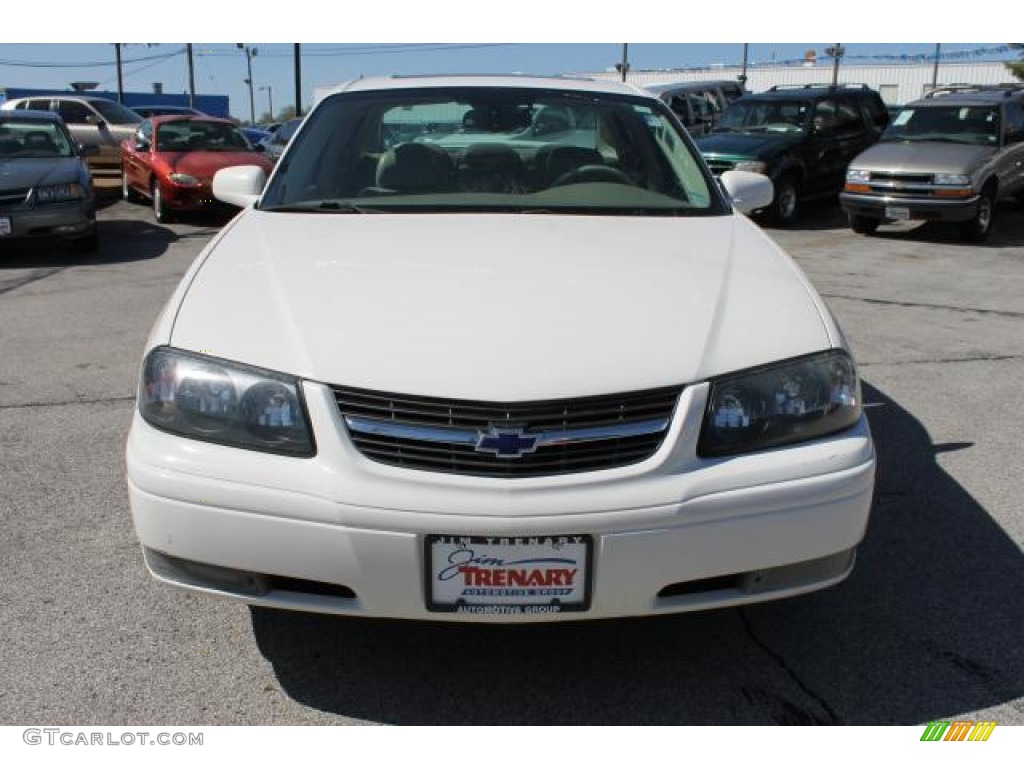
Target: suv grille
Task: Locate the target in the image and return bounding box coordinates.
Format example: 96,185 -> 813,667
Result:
333,384 -> 683,478
0,188 -> 31,209
705,159 -> 736,174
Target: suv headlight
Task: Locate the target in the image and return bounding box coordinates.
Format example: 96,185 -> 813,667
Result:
846,169 -> 870,183
698,350 -> 862,457
139,347 -> 314,456
734,161 -> 767,174
933,174 -> 970,186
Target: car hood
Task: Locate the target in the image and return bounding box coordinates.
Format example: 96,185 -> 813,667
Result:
696,131 -> 803,159
170,212 -> 833,400
158,151 -> 269,180
0,157 -> 82,189
850,140 -> 995,174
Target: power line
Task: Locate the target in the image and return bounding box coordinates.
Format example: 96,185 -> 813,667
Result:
0,48 -> 186,68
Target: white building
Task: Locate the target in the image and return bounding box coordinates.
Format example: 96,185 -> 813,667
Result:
583,61 -> 1018,105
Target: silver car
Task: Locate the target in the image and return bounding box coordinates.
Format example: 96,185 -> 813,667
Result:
841,85 -> 1024,241
0,110 -> 98,252
0,95 -> 141,178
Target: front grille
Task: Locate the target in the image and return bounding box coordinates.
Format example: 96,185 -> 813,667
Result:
869,171 -> 934,184
705,159 -> 735,174
0,187 -> 31,209
333,384 -> 683,478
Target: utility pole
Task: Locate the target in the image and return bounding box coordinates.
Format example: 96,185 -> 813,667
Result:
931,43 -> 941,90
740,43 -> 749,86
114,43 -> 124,104
186,43 -> 196,109
237,44 -> 257,124
618,44 -> 629,82
294,44 -> 302,116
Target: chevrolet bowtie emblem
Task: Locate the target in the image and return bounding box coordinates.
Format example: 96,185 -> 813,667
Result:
475,426 -> 540,458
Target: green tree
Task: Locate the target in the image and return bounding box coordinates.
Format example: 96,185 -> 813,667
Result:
1007,44 -> 1024,80
276,105 -> 298,122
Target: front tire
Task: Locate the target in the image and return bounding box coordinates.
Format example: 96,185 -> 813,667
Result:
121,167 -> 139,203
152,180 -> 174,224
960,187 -> 994,242
849,214 -> 880,235
767,173 -> 801,226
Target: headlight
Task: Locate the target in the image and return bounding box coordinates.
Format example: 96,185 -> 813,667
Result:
168,173 -> 202,186
734,161 -> 767,174
846,169 -> 870,183
933,174 -> 970,186
698,350 -> 862,457
34,183 -> 84,203
139,347 -> 314,456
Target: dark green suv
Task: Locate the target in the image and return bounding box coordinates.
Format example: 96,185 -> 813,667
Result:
695,85 -> 889,225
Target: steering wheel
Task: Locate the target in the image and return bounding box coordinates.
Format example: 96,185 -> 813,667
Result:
551,164 -> 633,187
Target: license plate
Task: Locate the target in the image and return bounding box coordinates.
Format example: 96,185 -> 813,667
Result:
0,217 -> 11,236
425,534 -> 592,615
885,206 -> 910,221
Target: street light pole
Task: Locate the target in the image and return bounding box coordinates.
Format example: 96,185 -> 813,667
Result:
294,44 -> 302,117
237,44 -> 257,124
260,85 -> 274,121
186,43 -> 196,109
826,44 -> 846,88
114,43 -> 124,104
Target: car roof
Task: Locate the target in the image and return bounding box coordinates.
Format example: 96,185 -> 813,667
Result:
322,73 -> 653,99
0,108 -> 62,121
742,86 -> 876,101
646,80 -> 740,95
9,94 -> 119,105
908,88 -> 1024,108
149,114 -> 236,126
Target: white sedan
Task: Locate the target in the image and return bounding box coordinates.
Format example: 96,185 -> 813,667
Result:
126,75 -> 875,622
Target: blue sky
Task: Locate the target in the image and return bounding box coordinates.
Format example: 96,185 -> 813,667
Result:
1,2 -> 1016,121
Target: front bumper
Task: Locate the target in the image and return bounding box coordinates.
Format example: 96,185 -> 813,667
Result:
0,199 -> 95,243
126,381 -> 876,623
840,191 -> 980,223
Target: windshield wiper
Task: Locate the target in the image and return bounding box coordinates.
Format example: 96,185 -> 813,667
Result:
261,201 -> 381,213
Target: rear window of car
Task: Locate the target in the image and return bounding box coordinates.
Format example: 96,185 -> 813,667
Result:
260,87 -> 723,216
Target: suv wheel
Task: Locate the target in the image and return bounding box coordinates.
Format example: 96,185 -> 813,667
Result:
849,214 -> 880,235
961,186 -> 994,243
152,180 -> 174,224
767,173 -> 801,226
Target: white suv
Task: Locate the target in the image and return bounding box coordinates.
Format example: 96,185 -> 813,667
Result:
126,75 -> 874,622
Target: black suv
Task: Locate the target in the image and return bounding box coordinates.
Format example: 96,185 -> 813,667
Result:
695,85 -> 889,224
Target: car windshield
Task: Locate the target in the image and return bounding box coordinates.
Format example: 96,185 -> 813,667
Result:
91,100 -> 142,125
259,87 -> 720,215
0,119 -> 75,158
155,120 -> 252,152
881,104 -> 1000,146
714,99 -> 810,134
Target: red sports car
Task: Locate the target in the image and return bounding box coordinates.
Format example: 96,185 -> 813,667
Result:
121,115 -> 273,223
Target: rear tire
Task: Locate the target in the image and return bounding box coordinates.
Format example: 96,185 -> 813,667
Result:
849,214 -> 880,235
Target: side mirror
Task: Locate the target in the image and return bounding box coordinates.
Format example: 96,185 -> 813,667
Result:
85,114 -> 105,126
134,139 -> 149,152
720,170 -> 774,215
213,165 -> 266,208
78,144 -> 100,157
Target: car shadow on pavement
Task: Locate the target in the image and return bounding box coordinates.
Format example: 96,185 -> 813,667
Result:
0,219 -> 179,268
250,381 -> 1023,725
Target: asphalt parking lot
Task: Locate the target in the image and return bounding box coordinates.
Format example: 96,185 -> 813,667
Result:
1,191 -> 1021,725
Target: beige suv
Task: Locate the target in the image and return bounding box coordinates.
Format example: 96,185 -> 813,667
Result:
0,95 -> 141,177
841,85 -> 1024,241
